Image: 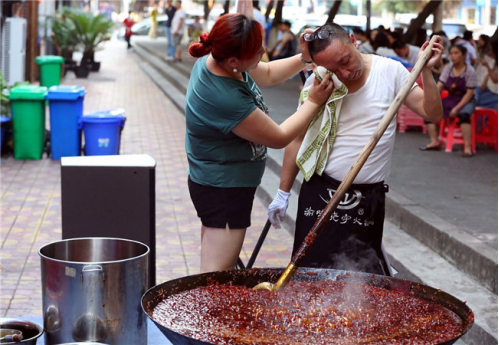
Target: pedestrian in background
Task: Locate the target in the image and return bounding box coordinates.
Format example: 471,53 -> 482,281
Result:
165,0 -> 177,61
186,14 -> 333,273
455,31 -> 477,66
269,21 -> 297,60
148,3 -> 159,39
123,11 -> 135,49
171,0 -> 186,62
252,0 -> 267,47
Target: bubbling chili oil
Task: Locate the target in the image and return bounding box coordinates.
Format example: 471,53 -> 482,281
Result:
152,280 -> 464,344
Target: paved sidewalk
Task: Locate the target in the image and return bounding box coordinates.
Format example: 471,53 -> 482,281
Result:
0,40 -> 294,318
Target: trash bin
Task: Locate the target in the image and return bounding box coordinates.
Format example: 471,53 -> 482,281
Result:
46,85 -> 86,160
8,85 -> 48,160
35,55 -> 64,88
0,115 -> 10,152
82,109 -> 126,156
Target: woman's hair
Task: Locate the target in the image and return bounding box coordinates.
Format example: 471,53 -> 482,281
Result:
188,13 -> 262,62
450,44 -> 467,57
308,23 -> 349,61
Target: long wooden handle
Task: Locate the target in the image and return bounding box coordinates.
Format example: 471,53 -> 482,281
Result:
275,36 -> 440,291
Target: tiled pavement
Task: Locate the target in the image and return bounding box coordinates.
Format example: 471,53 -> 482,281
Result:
0,39 -> 294,318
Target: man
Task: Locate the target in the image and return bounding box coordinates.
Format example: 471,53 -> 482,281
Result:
165,0 -> 177,60
171,0 -> 186,62
455,31 -> 477,66
269,21 -> 297,60
392,40 -> 421,67
268,23 -> 443,276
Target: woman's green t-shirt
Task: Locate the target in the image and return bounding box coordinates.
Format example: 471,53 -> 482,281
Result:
185,56 -> 269,188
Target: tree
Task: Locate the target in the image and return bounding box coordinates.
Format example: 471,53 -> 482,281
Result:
402,0 -> 442,44
326,0 -> 342,23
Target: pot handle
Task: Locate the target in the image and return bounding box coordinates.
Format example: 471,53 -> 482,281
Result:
81,265 -> 106,282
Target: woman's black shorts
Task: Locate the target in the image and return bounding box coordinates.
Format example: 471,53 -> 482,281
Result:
188,177 -> 257,229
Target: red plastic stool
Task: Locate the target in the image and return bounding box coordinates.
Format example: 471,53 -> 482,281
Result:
438,115 -> 476,153
473,107 -> 498,151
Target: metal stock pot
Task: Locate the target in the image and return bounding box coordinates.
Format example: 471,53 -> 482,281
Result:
39,237 -> 149,345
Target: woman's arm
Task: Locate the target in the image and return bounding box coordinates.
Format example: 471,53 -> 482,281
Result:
249,34 -> 311,87
249,54 -> 308,87
449,88 -> 475,118
232,74 -> 333,149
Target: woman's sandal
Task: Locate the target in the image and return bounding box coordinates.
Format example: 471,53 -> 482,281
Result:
419,145 -> 441,151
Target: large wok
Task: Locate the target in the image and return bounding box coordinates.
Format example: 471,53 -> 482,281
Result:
142,267 -> 474,345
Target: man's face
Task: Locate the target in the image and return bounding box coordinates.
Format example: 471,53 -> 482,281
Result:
312,34 -> 364,83
175,1 -> 181,9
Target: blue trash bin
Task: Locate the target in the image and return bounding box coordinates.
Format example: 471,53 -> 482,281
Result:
0,115 -> 10,152
46,85 -> 86,160
82,109 -> 126,156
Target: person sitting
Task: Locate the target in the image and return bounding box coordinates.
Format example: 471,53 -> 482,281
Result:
373,31 -> 396,58
353,28 -> 374,54
420,45 -> 477,157
269,21 -> 297,60
475,39 -> 498,109
392,40 -> 421,67
188,16 -> 203,42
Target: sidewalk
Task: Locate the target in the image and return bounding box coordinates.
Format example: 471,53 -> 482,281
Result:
0,39 -> 294,320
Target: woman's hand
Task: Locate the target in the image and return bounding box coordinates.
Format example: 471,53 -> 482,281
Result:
299,28 -> 315,63
307,73 -> 334,105
419,36 -> 444,70
449,106 -> 459,119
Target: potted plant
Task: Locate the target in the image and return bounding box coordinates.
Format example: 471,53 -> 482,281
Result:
63,9 -> 113,77
51,9 -> 79,75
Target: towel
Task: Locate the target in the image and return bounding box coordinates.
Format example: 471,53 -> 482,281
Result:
296,67 -> 348,182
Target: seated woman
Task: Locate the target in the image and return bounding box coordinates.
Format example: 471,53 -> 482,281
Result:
420,44 -> 477,157
475,40 -> 498,109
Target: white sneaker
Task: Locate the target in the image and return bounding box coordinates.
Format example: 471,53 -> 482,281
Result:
165,56 -> 174,61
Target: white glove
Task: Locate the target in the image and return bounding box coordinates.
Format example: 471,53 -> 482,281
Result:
268,189 -> 292,229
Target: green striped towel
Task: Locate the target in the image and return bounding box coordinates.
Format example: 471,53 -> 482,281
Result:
296,67 -> 348,182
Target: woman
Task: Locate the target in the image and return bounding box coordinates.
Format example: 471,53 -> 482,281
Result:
475,40 -> 498,109
186,14 -> 333,273
420,45 -> 477,157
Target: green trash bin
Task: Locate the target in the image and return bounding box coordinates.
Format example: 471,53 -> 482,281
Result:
35,55 -> 64,88
8,85 -> 48,160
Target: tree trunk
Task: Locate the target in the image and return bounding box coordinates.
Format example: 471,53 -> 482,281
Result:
204,0 -> 213,23
265,0 -> 274,22
272,0 -> 284,28
223,0 -> 230,15
402,0 -> 441,44
366,0 -> 371,31
326,0 -> 342,24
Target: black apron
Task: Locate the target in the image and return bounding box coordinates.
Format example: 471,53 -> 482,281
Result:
293,173 -> 392,276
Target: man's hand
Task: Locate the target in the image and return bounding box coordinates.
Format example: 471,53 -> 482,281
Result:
419,36 -> 444,70
268,189 -> 292,229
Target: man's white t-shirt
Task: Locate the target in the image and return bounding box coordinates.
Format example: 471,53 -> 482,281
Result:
172,8 -> 186,33
302,55 -> 415,184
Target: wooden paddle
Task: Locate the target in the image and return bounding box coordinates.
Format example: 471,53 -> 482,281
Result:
254,35 -> 441,292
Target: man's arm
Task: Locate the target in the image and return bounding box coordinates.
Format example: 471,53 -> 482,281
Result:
404,38 -> 444,124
